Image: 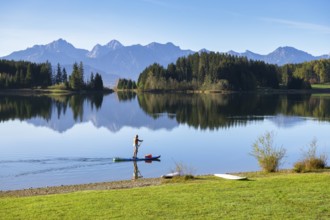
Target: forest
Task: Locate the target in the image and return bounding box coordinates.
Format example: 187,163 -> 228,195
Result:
280,59 -> 330,86
116,78 -> 137,90
137,52 -> 279,91
136,52 -> 330,91
2,55 -> 330,92
0,60 -> 104,90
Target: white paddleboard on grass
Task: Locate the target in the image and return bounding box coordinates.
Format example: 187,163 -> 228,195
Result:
214,174 -> 247,180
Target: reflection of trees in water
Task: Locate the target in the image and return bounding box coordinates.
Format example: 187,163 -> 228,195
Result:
0,96 -> 53,122
0,94 -> 105,122
280,94 -> 330,120
137,93 -> 267,129
137,93 -> 330,130
1,92 -> 330,129
91,94 -> 103,110
116,91 -> 137,102
68,96 -> 83,121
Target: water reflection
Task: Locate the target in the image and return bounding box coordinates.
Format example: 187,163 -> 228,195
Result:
137,93 -> 330,129
131,160 -> 160,180
0,93 -> 104,123
132,161 -> 142,180
1,92 -> 330,190
1,93 -> 330,132
117,91 -> 136,102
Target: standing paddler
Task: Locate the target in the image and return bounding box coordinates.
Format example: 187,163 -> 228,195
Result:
133,134 -> 143,158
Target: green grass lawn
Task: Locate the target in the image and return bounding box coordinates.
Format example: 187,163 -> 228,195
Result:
1,173 -> 330,219
312,83 -> 330,89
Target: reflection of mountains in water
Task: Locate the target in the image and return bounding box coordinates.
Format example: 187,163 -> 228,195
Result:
267,114 -> 307,128
25,94 -> 178,133
1,93 -> 330,132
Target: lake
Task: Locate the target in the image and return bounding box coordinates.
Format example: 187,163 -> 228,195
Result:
1,92 -> 330,190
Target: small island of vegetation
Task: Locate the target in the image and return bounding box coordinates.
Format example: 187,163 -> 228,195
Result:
0,60 -> 110,94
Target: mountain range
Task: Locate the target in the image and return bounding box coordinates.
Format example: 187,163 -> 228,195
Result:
227,47 -> 330,66
2,39 -> 329,86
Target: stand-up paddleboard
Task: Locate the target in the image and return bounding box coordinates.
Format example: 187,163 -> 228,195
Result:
214,173 -> 247,180
113,155 -> 161,162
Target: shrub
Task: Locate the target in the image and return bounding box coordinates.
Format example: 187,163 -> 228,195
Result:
293,161 -> 305,173
172,162 -> 196,177
163,163 -> 195,183
293,138 -> 327,173
184,175 -> 195,180
251,131 -> 286,172
48,83 -> 68,90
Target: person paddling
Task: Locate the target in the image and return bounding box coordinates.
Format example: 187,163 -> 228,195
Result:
133,134 -> 143,158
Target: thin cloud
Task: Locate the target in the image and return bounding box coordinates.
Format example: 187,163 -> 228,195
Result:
263,17 -> 330,34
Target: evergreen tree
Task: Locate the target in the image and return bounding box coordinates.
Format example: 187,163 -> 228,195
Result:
117,78 -> 137,90
69,62 -> 82,89
62,67 -> 68,83
78,61 -> 85,88
25,64 -> 32,86
94,73 -> 104,90
43,61 -> 53,86
14,70 -> 19,84
19,69 -> 24,85
55,63 -> 62,84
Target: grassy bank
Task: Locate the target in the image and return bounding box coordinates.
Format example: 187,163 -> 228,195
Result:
116,86 -> 330,94
0,87 -> 113,96
1,172 -> 330,219
312,83 -> 330,89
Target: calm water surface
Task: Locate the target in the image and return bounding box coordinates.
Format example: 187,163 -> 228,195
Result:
1,92 -> 330,190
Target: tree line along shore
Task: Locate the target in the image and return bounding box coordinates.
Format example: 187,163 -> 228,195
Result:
1,53 -> 330,93
0,60 -> 105,91
116,52 -> 330,92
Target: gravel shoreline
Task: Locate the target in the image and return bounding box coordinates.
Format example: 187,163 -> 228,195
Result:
4,170 -> 323,198
0,178 -> 163,198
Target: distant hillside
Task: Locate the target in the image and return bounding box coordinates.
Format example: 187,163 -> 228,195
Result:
226,46 -> 330,66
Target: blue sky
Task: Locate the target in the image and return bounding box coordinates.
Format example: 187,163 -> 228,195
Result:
1,0 -> 329,56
